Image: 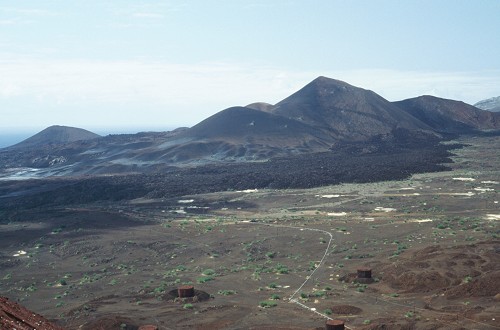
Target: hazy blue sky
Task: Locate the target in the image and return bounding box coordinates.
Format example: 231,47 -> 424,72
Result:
1,0 -> 499,135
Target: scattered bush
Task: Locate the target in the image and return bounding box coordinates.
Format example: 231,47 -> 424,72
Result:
266,252 -> 276,259
259,301 -> 277,308
217,290 -> 236,296
404,311 -> 414,318
196,276 -> 214,283
202,269 -> 215,276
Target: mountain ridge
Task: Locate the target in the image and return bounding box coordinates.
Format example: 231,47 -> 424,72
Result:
1,76 -> 499,178
394,95 -> 500,133
474,96 -> 500,112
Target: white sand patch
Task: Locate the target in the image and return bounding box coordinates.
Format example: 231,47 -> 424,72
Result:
398,193 -> 422,197
328,212 -> 347,216
13,250 -> 27,257
187,206 -> 209,209
448,192 -> 475,196
0,168 -> 41,181
178,199 -> 194,204
317,194 -> 341,198
364,218 -> 375,221
481,181 -> 499,184
453,177 -> 475,181
237,189 -> 258,193
486,214 -> 500,221
399,187 -> 416,190
494,201 -> 498,204
173,209 -> 186,214
410,219 -> 433,223
474,187 -> 494,192
374,207 -> 396,212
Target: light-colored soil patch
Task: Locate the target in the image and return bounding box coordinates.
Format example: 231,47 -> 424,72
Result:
178,199 -> 194,203
409,219 -> 433,223
327,212 -> 347,216
374,207 -> 396,212
485,214 -> 500,221
474,187 -> 494,192
452,177 -> 476,181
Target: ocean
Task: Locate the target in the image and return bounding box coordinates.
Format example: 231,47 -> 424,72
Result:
0,132 -> 33,149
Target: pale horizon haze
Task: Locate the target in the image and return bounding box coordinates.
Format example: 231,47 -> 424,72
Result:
1,0 -> 499,145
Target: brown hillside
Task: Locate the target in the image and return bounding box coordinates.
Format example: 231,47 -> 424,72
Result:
394,95 -> 500,133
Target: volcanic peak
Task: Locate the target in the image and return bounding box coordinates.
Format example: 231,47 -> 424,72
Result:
269,76 -> 433,141
10,125 -> 100,149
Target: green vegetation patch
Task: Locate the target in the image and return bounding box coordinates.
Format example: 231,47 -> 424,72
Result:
259,300 -> 278,308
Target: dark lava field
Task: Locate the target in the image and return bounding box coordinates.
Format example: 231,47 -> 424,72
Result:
0,138 -> 459,210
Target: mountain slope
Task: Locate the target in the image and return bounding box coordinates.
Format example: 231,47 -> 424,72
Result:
156,77 -> 446,162
151,106 -> 335,162
11,125 -> 100,149
474,96 -> 500,112
269,76 -> 433,141
185,106 -> 331,143
245,102 -> 274,112
394,96 -> 500,133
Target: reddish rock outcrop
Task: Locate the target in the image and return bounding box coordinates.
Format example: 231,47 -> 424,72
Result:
0,296 -> 64,330
139,325 -> 159,330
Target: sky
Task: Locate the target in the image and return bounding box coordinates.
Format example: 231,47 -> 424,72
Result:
1,0 -> 499,139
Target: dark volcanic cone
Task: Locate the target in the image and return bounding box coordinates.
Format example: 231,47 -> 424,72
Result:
11,125 -> 100,149
270,76 -> 433,141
